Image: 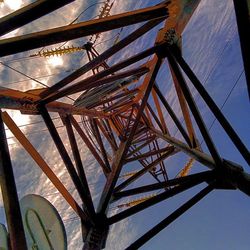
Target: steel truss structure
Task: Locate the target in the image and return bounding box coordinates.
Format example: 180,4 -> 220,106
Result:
0,0 -> 249,249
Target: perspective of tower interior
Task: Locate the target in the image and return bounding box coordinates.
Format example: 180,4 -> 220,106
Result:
0,0 -> 249,249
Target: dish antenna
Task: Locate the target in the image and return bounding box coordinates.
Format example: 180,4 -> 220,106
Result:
20,194 -> 67,250
0,223 -> 9,250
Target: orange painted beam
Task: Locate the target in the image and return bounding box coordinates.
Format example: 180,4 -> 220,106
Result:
2,111 -> 89,222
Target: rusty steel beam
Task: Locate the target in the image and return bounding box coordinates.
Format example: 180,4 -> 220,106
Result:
126,136 -> 156,157
145,105 -> 154,126
109,116 -> 123,138
125,146 -> 174,163
128,145 -> 164,184
167,51 -> 223,166
124,106 -> 135,137
70,116 -> 110,176
0,0 -> 75,36
125,184 -> 215,249
153,84 -> 191,146
0,4 -> 168,57
91,119 -> 111,172
39,18 -> 165,99
151,127 -> 216,169
113,171 -> 215,201
152,89 -> 168,133
169,64 -> 198,148
105,119 -> 119,149
104,100 -> 134,113
0,87 -> 108,118
39,106 -> 96,222
169,48 -> 250,166
63,115 -> 95,216
89,89 -> 138,109
150,127 -> 250,196
97,141 -> 127,214
97,57 -> 163,214
146,103 -> 165,133
108,176 -> 211,225
40,46 -> 157,104
1,111 -> 88,222
0,111 -> 27,250
115,147 -> 177,192
95,120 -> 118,152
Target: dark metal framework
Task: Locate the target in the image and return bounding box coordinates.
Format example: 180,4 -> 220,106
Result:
0,1 -> 249,249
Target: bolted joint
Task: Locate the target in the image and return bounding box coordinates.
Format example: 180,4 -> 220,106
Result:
164,28 -> 181,46
83,42 -> 94,51
214,159 -> 250,196
155,28 -> 182,58
83,214 -> 109,250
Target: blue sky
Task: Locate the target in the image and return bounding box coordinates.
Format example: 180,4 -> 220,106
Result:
0,0 -> 249,249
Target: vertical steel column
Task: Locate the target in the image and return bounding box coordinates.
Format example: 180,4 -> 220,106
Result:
233,0 -> 250,98
97,56 -> 163,214
170,48 -> 250,165
166,50 -> 223,167
0,111 -> 27,250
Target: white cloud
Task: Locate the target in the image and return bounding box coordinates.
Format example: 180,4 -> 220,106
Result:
5,0 -> 23,10
47,56 -> 64,67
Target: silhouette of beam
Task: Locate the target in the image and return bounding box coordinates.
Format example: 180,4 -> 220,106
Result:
0,111 -> 27,250
125,184 -> 215,249
0,4 -> 168,57
0,0 -> 75,36
108,177 -> 211,225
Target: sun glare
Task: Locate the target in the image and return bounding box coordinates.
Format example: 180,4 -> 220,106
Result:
5,0 -> 23,10
47,57 -> 64,67
5,111 -> 31,148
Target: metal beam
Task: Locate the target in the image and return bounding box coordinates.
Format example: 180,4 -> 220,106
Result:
125,146 -> 173,163
40,46 -> 158,103
108,176 -> 210,225
152,89 -> 168,133
91,119 -> 111,172
151,127 -> 216,169
52,66 -> 148,100
150,127 -> 250,196
115,147 -> 177,192
166,50 -> 223,166
70,116 -> 110,176
95,119 -> 118,152
113,171 -> 215,200
146,103 -> 166,133
63,115 -> 95,217
170,48 -> 250,166
97,56 -> 163,214
39,106 -> 95,222
0,111 -> 27,250
233,0 -> 250,98
0,4 -> 168,57
39,18 -> 165,99
0,87 -> 108,118
1,111 -> 88,222
153,84 -> 192,146
125,183 -> 215,249
126,136 -> 156,157
0,0 -> 75,36
169,64 -> 198,148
